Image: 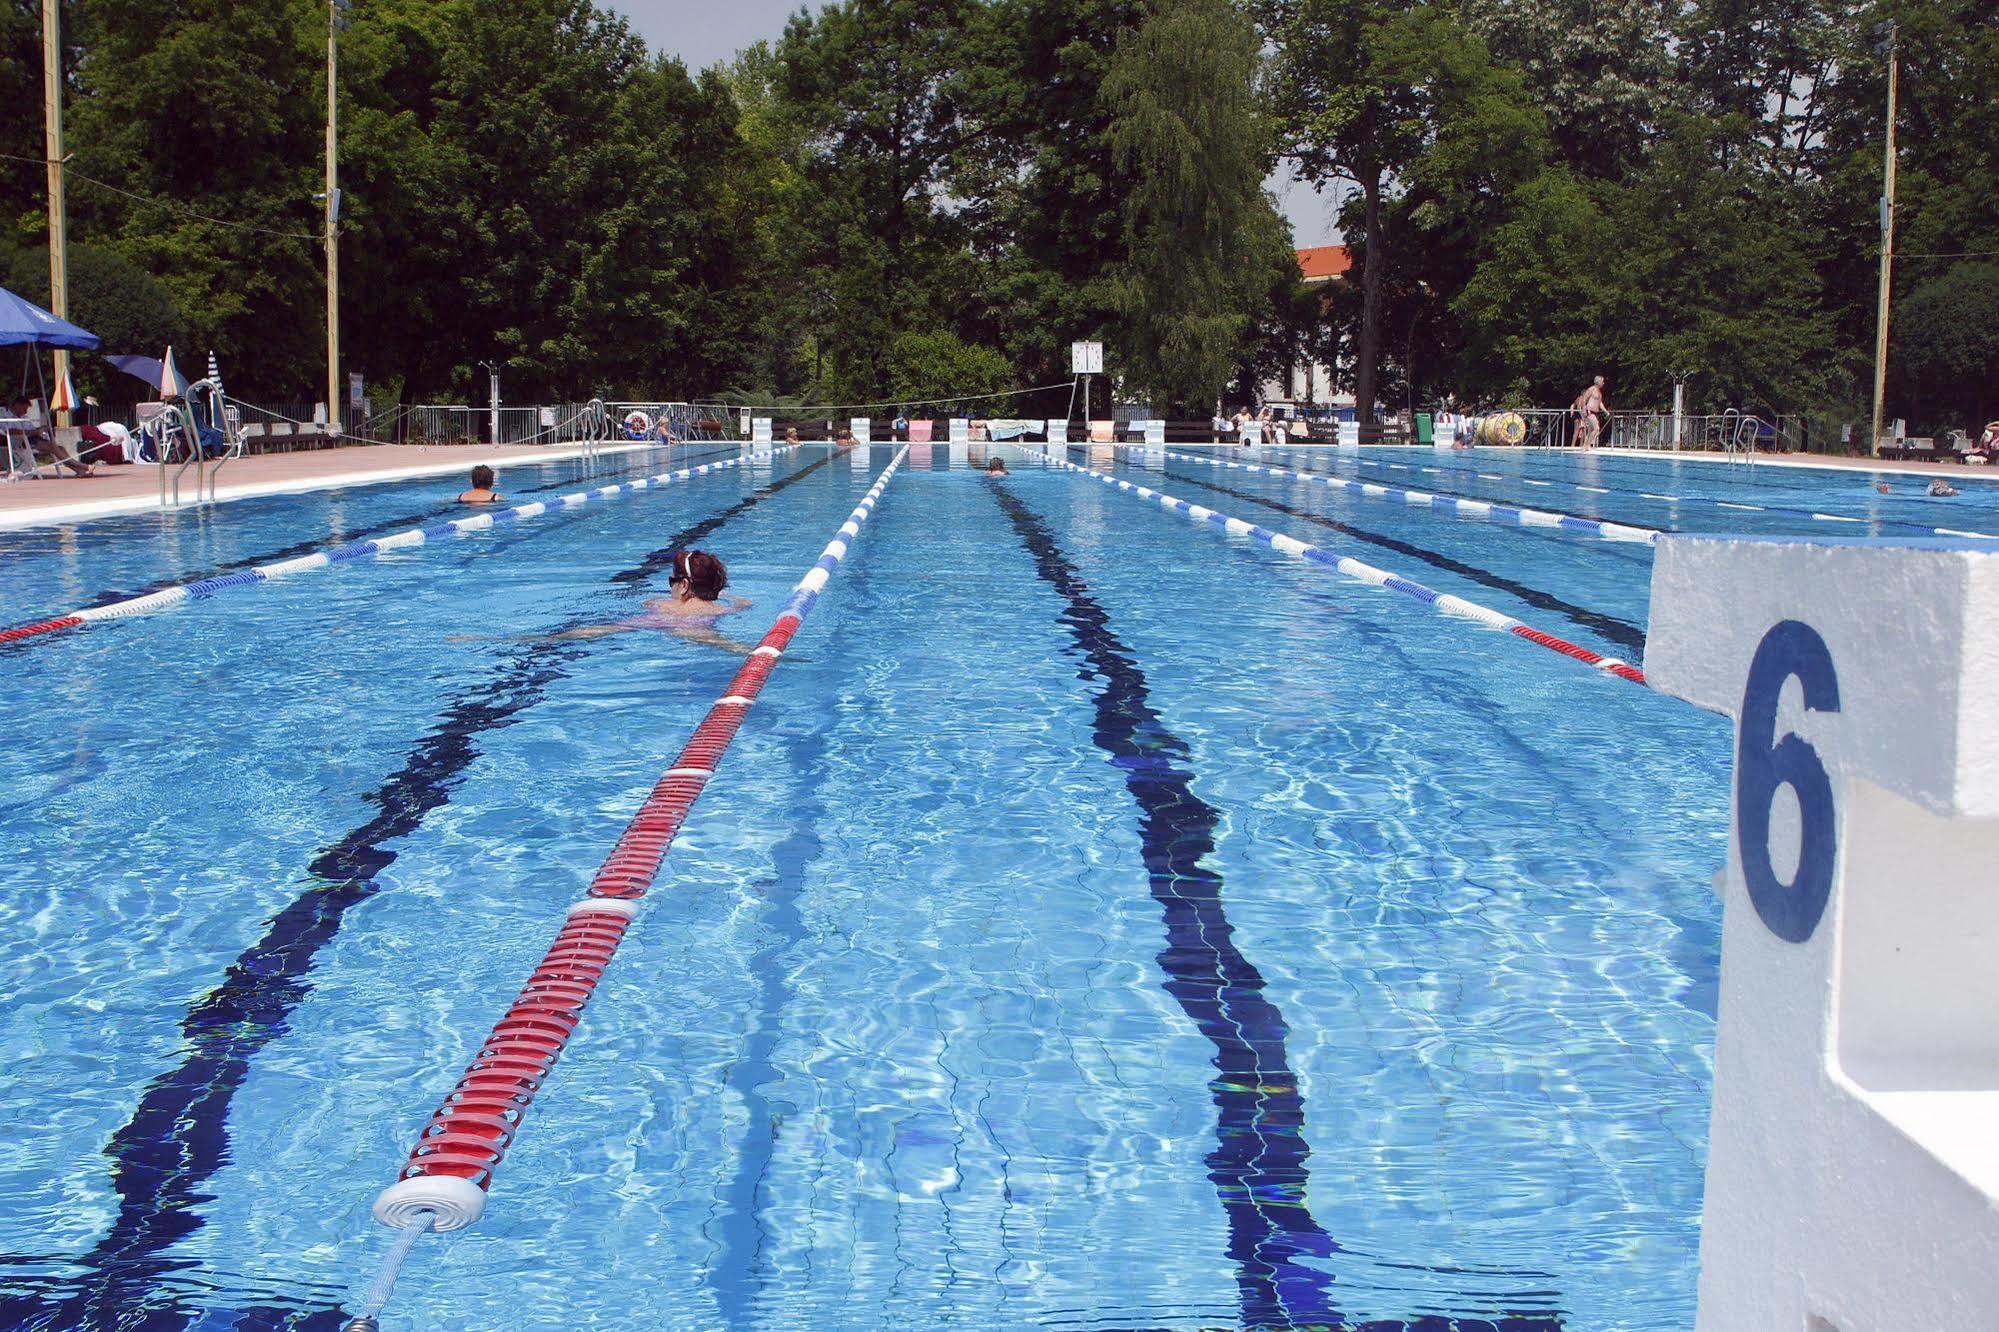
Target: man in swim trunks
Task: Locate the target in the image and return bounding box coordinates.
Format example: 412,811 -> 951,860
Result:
1571,377 -> 1608,448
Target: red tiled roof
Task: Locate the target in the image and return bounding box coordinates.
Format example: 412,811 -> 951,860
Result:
1296,245 -> 1352,282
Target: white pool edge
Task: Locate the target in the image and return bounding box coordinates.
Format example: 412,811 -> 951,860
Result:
0,442 -> 672,533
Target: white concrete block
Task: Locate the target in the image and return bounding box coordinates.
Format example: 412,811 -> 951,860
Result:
1645,532 -> 1999,1332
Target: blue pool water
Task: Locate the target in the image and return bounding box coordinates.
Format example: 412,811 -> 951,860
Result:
2,442 -> 1949,1329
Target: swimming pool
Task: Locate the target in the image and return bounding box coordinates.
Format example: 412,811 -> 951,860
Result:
3,442 -> 1943,1328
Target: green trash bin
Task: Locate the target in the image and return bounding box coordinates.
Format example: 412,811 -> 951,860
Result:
1414,412 -> 1434,445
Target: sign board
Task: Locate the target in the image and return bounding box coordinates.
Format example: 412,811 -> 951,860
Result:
1144,419 -> 1165,446
347,373 -> 365,415
850,417 -> 871,445
751,416 -> 772,444
1070,341 -> 1103,375
539,406 -> 556,428
949,417 -> 970,443
1046,419 -> 1069,444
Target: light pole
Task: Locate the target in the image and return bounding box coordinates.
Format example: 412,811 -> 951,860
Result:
1868,20 -> 1899,456
325,0 -> 348,437
477,361 -> 500,445
41,0 -> 69,425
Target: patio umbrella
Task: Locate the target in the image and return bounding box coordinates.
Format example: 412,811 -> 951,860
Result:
106,354 -> 169,388
0,284 -> 100,351
50,365 -> 78,415
206,349 -> 223,397
159,346 -> 185,399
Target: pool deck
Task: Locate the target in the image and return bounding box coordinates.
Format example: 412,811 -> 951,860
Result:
0,441 -> 655,531
1590,446 -> 1992,480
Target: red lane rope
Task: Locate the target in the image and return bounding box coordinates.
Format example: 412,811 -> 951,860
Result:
365,445 -> 910,1245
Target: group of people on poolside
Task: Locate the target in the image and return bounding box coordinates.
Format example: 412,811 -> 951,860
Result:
446,448 -> 1010,652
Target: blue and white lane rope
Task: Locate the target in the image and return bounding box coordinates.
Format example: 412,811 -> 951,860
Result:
1052,456 -> 1648,686
1159,449 -> 1660,544
341,449 -> 912,1332
0,445 -> 806,644
1254,445 -> 1998,540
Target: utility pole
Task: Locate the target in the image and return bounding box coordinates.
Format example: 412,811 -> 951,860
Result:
41,0 -> 69,425
325,0 -> 346,437
1869,21 -> 1899,457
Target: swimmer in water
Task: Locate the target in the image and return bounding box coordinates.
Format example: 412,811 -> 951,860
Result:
985,457 -> 1007,475
1874,481 -> 1892,494
1928,478 -> 1958,497
458,464 -> 503,504
552,549 -> 752,650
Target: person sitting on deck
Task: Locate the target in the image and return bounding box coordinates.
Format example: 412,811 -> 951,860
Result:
8,395 -> 94,476
458,464 -> 503,504
1972,421 -> 1999,464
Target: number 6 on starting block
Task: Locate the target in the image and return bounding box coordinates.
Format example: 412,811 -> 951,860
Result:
1647,533 -> 1999,1332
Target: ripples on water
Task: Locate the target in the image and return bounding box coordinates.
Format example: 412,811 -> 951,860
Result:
0,446 -> 1740,1328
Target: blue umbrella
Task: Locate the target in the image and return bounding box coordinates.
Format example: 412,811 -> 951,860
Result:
0,285 -> 100,350
107,354 -> 170,387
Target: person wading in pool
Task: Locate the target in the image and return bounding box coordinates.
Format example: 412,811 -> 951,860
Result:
458,464 -> 504,504
985,456 -> 1008,475
552,549 -> 752,651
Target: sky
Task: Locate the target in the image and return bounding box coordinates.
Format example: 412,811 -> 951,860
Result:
606,0 -> 1341,247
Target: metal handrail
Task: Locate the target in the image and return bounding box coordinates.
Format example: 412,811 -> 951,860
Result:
187,378 -> 245,502
158,399 -> 206,508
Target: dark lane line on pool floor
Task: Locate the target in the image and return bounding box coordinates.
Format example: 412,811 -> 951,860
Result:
991,482 -> 1567,1320
1154,462 -> 1647,655
989,479 -> 1340,1325
0,449 -> 850,1330
995,479 -> 1568,1331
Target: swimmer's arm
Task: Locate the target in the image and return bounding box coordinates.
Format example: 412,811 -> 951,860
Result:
542,623 -> 631,641
673,624 -> 754,654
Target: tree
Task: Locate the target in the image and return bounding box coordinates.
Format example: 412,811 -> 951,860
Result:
883,329 -> 1014,401
5,243 -> 186,398
1458,0 -> 1673,178
951,0 -> 1145,411
1892,263 -> 1999,431
1102,0 -> 1289,412
776,0 -> 977,400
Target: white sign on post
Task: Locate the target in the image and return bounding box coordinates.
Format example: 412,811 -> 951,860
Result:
539,406 -> 556,428
752,417 -> 772,444
1046,419 -> 1069,444
1070,341 -> 1103,375
1144,419 -> 1165,446
850,417 -> 871,445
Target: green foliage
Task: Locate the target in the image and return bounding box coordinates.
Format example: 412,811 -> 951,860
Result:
1102,0 -> 1287,412
5,243 -> 187,391
1892,263 -> 1999,427
4,0 -> 1986,428
775,0 -> 978,401
883,329 -> 1015,402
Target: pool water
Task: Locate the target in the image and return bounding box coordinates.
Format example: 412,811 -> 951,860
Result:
3,442 -> 1947,1329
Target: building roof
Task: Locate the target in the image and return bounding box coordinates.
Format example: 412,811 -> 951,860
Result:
1296,245 -> 1352,284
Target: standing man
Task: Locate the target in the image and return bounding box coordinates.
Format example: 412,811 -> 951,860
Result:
1571,375 -> 1608,448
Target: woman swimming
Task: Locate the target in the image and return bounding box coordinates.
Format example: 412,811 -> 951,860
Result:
552,550 -> 752,650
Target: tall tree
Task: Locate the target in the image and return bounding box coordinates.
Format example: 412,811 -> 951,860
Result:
1102,0 -> 1289,412
65,0 -> 323,392
777,0 -> 977,400
952,0 -> 1145,408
